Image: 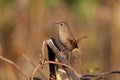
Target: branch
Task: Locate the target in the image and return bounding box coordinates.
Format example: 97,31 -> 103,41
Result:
82,70 -> 120,77
46,38 -> 81,80
22,53 -> 45,78
31,63 -> 42,80
45,61 -> 80,78
0,55 -> 29,80
31,60 -> 80,80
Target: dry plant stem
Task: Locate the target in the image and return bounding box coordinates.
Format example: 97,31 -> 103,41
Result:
22,53 -> 46,78
82,70 -> 120,77
31,60 -> 80,80
31,41 -> 48,80
0,55 -> 29,80
23,53 -> 36,67
46,38 -> 80,80
45,61 -> 80,78
31,63 -> 41,80
41,41 -> 46,58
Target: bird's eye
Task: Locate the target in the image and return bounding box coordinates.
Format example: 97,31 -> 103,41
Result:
60,23 -> 64,26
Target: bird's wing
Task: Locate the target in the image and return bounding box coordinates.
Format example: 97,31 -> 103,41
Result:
68,37 -> 77,48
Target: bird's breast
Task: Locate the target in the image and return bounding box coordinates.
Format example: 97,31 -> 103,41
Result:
58,27 -> 78,50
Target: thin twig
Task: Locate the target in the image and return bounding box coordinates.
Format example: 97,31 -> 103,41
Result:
0,55 -> 29,80
23,53 -> 46,78
82,70 -> 120,77
41,41 -> 46,58
31,60 -> 81,80
22,53 -> 36,67
31,63 -> 42,80
45,61 -> 81,78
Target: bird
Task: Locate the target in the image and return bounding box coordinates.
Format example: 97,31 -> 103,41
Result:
54,22 -> 87,61
55,22 -> 78,51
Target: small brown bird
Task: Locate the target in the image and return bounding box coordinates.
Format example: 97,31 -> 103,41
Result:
55,22 -> 78,51
55,22 -> 86,51
54,22 -> 87,62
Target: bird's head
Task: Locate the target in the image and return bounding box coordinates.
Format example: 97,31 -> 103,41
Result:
54,22 -> 68,28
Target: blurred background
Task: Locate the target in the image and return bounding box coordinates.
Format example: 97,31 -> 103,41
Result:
0,0 -> 120,80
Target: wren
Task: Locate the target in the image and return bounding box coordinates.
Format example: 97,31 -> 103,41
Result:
55,22 -> 78,51
54,22 -> 86,61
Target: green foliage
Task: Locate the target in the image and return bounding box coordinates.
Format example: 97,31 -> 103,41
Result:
45,0 -> 59,8
0,0 -> 14,5
64,0 -> 80,6
65,0 -> 97,23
